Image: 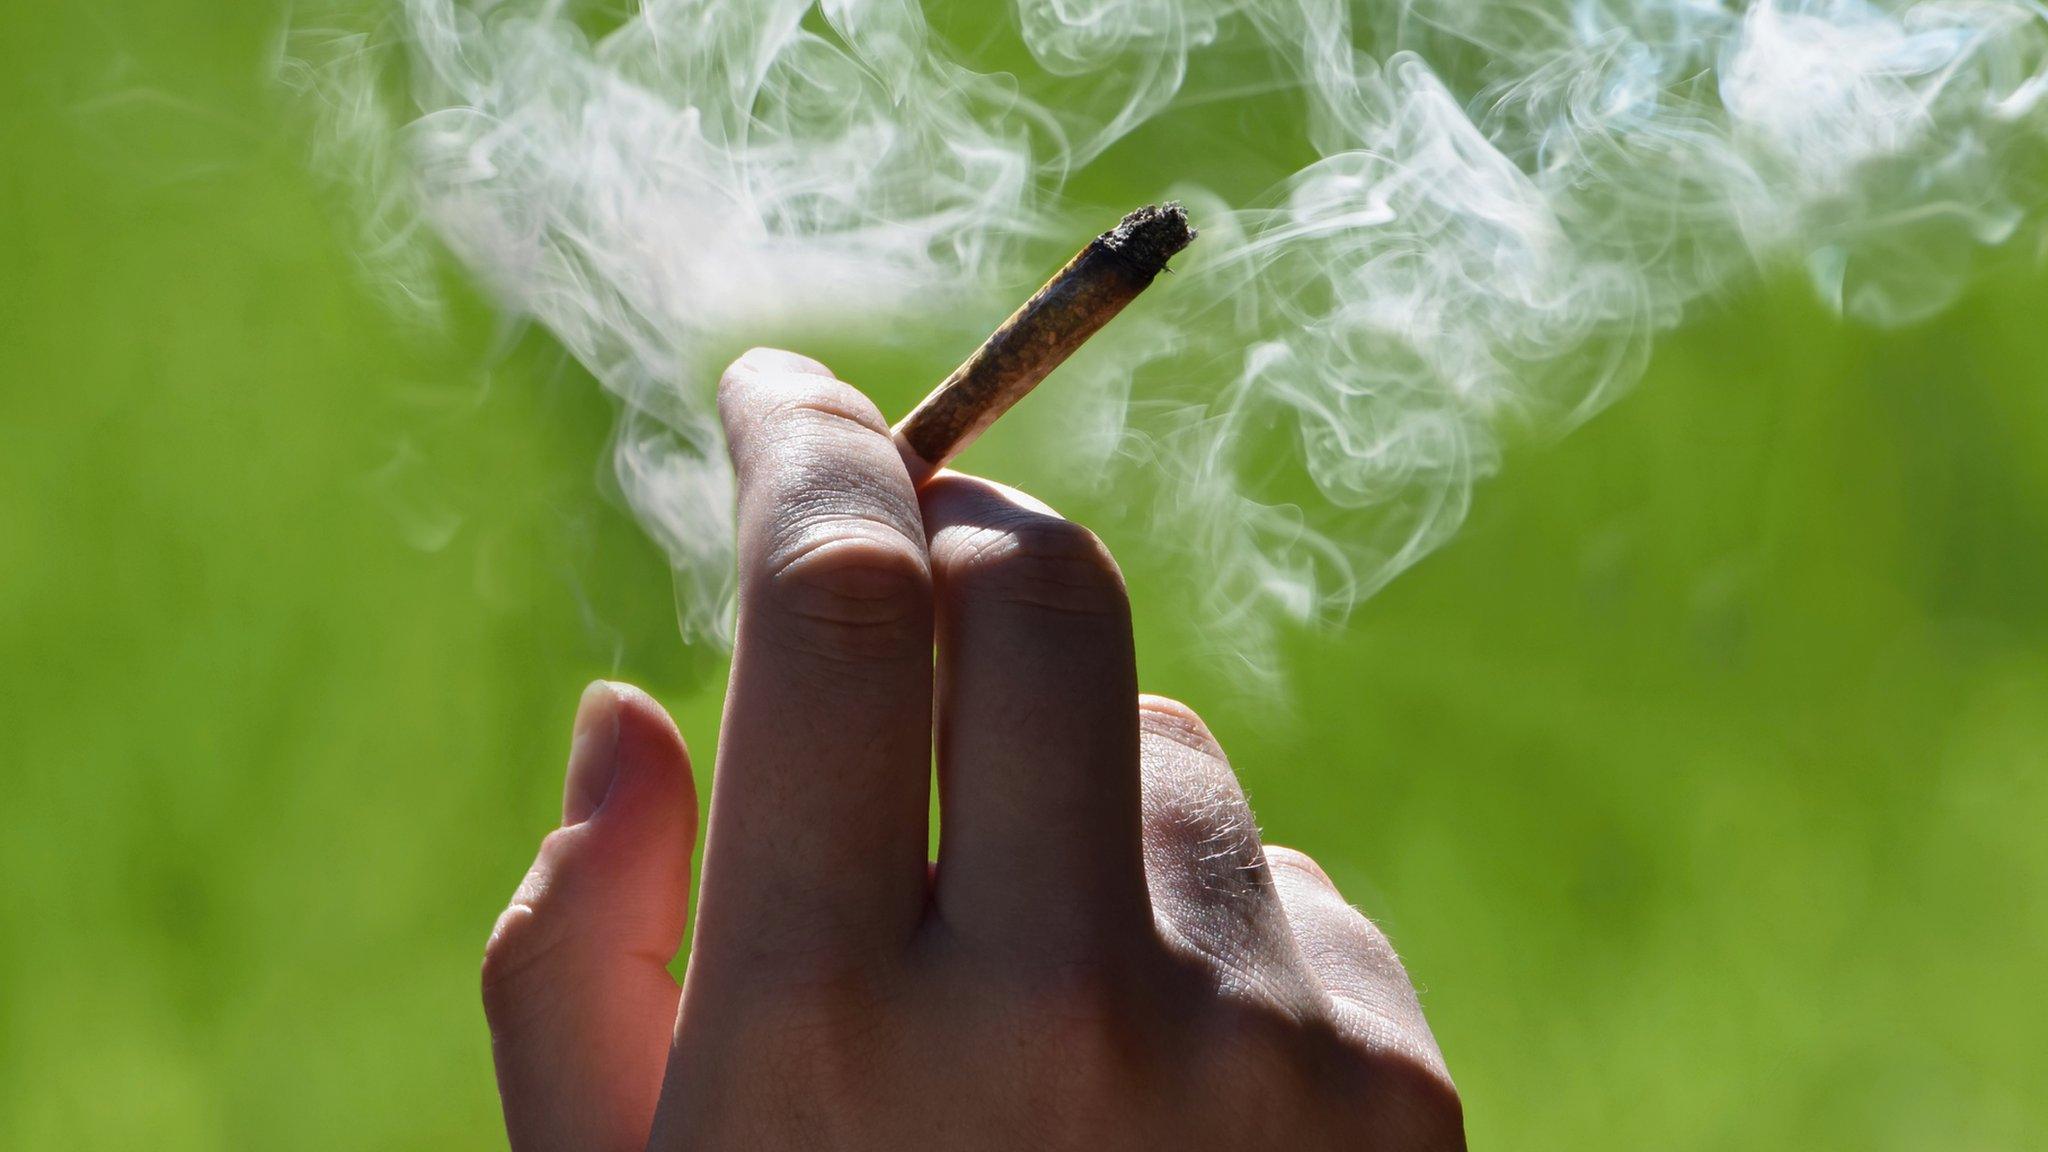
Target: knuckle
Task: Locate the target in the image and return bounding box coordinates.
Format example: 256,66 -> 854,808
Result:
1139,705 -> 1263,900
736,378 -> 930,662
1348,911 -> 1397,961
479,829 -> 584,1014
942,515 -> 1127,618
1263,845 -> 1336,889
1138,695 -> 1225,758
1316,897 -> 1403,974
480,904 -> 547,1017
1366,1051 -> 1466,1148
1146,779 -> 1270,898
1143,743 -> 1258,863
761,519 -> 931,656
1300,1022 -> 1464,1148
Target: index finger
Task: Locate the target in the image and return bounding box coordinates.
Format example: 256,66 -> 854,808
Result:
689,348 -> 934,973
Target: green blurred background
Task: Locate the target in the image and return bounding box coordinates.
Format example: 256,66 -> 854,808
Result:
6,2 -> 2048,1148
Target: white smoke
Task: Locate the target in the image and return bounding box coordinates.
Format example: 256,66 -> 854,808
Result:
281,0 -> 2048,653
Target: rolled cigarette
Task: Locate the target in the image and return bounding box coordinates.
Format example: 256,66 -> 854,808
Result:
893,203 -> 1196,484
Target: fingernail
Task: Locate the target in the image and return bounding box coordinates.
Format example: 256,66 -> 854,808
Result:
562,681 -> 623,826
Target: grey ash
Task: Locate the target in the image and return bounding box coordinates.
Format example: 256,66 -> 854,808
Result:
1095,202 -> 1197,277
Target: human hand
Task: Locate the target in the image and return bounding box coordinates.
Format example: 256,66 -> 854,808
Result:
482,348 -> 1463,1150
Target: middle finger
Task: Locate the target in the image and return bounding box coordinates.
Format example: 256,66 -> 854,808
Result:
920,474 -> 1151,954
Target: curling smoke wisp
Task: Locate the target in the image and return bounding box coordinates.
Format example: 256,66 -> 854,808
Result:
283,0 -> 2048,651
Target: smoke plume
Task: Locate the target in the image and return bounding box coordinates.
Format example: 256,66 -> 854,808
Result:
281,0 -> 2048,653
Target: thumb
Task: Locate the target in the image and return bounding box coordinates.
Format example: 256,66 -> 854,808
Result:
483,681 -> 696,1152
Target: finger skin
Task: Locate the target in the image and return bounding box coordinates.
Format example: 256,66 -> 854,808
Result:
919,474 -> 1149,952
483,682 -> 696,1152
693,348 -> 934,973
1266,846 -> 1453,1085
1136,697 -> 1321,1012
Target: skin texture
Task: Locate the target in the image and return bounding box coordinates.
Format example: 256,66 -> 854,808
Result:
482,348 -> 1465,1151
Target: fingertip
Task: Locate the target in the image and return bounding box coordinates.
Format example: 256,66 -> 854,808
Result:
563,680 -> 696,833
718,349 -> 835,437
604,679 -> 687,754
597,681 -> 697,824
717,352 -> 900,488
918,471 -> 1062,523
722,346 -> 836,390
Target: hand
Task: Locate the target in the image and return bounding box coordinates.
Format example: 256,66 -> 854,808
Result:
481,348 -> 1463,1150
